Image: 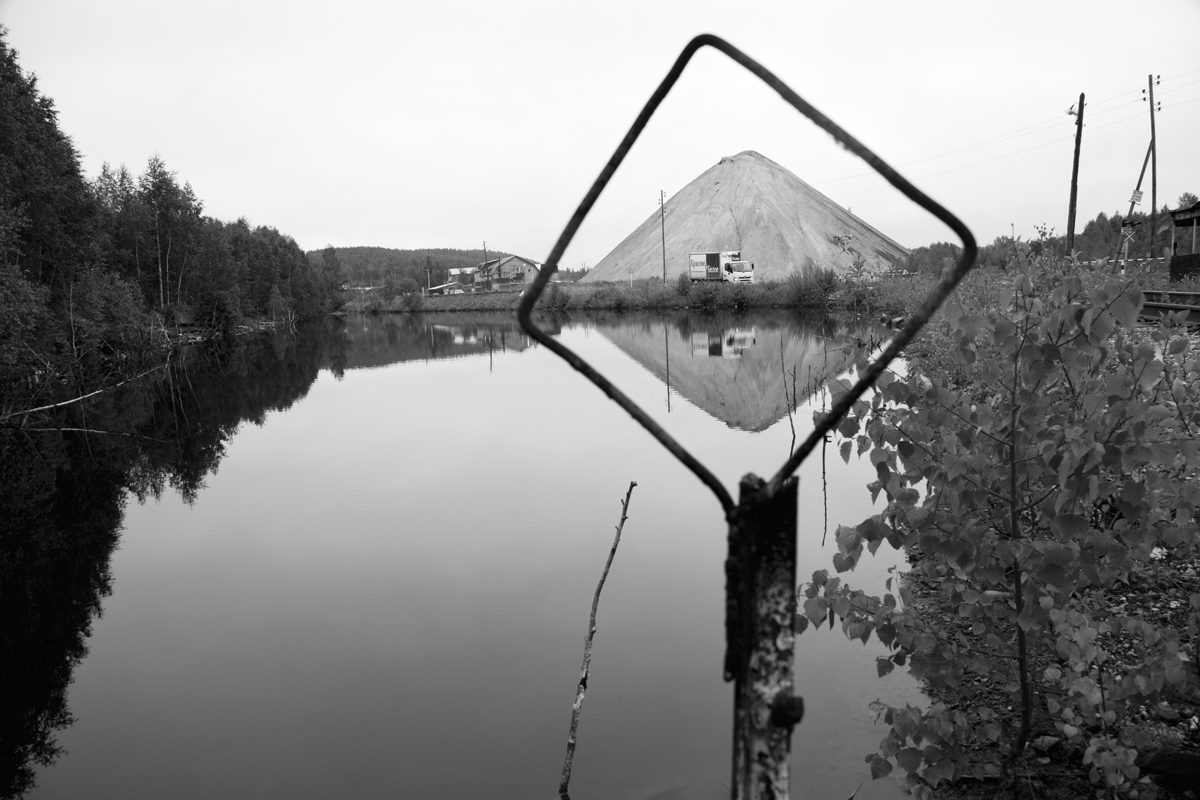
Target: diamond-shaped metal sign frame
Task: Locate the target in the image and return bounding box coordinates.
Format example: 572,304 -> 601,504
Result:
518,34 -> 977,516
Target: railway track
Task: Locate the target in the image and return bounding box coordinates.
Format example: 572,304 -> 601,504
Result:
1140,289 -> 1200,324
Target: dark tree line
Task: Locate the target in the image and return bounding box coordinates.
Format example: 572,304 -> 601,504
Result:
0,27 -> 341,413
904,194 -> 1196,275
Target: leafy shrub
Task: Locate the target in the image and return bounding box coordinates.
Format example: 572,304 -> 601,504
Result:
398,290 -> 424,313
800,269 -> 1200,796
540,281 -> 572,312
778,267 -> 839,308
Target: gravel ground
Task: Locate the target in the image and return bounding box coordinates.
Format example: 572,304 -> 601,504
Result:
901,546 -> 1200,799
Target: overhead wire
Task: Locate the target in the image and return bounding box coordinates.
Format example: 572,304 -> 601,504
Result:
829,93 -> 1200,201
500,71 -> 1200,258
815,72 -> 1196,191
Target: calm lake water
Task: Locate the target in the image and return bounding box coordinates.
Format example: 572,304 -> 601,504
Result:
7,311 -> 922,800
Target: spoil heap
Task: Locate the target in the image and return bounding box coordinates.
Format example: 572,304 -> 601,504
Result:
582,151 -> 907,283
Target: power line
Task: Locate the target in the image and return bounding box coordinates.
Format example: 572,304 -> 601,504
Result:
1163,67 -> 1200,82
828,97 -> 1188,201
1159,78 -> 1200,96
815,76 -> 1189,191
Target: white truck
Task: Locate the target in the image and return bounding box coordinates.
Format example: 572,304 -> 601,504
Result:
688,251 -> 755,283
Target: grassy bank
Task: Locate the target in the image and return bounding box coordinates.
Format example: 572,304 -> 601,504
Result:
337,269 -> 930,318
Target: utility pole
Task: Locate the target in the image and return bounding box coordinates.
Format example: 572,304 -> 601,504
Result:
1127,142 -> 1153,220
1113,141 -> 1153,264
659,189 -> 667,284
1066,92 -> 1085,254
1148,74 -> 1159,258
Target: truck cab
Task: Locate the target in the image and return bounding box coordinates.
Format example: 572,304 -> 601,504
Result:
723,260 -> 755,283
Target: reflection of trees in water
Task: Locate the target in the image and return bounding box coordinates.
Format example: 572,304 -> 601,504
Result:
0,432 -> 121,798
337,312 -> 556,371
0,319 -> 352,797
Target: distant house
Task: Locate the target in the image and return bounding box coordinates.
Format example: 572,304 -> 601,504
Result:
476,255 -> 540,291
448,266 -> 480,290
427,281 -> 464,296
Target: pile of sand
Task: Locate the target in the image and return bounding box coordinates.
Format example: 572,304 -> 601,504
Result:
582,151 -> 908,283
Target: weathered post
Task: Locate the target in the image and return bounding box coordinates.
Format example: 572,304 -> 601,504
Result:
1112,141 -> 1152,265
1066,92 -> 1084,254
725,475 -> 802,800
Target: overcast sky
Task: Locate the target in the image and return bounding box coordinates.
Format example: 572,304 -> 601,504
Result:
3,0 -> 1198,267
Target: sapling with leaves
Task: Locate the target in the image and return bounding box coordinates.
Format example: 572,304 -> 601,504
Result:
797,269 -> 1200,798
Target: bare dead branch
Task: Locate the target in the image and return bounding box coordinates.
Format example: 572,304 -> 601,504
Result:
1,361 -> 168,423
559,480 -> 637,799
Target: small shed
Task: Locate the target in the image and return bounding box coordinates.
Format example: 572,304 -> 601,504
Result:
1168,200 -> 1200,281
1170,200 -> 1200,255
448,267 -> 480,288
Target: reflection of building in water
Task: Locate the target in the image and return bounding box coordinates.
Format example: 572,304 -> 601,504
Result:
691,328 -> 757,359
336,314 -> 555,371
599,316 -> 863,432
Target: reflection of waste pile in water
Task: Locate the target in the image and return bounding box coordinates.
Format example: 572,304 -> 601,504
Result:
597,313 -> 868,432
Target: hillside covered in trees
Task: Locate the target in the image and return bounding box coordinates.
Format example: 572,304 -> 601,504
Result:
905,196 -> 1196,275
306,246 -> 515,290
0,27 -> 341,414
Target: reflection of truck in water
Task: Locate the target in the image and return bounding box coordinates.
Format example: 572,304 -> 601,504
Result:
690,328 -> 757,358
688,251 -> 756,283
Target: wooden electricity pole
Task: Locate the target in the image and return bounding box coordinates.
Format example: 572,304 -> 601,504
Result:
1149,74 -> 1158,258
1112,141 -> 1153,264
660,190 -> 667,284
1066,92 -> 1085,253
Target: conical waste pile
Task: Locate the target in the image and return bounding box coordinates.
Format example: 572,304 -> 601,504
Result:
583,151 -> 908,283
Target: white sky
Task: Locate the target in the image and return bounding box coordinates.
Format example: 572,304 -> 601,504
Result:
3,0 -> 1198,267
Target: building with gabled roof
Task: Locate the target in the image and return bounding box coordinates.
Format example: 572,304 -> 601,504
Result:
476,255 -> 540,291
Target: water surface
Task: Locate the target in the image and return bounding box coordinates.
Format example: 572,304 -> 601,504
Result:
9,311 -> 921,800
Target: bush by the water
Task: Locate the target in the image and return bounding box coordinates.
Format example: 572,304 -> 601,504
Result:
799,248 -> 1200,798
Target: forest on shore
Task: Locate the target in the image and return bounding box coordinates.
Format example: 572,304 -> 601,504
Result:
905,196 -> 1197,276
0,27 -> 342,417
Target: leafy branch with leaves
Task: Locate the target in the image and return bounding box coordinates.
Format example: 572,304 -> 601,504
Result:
798,268 -> 1200,798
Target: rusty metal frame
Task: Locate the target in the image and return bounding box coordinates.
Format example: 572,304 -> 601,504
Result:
517,33 -> 977,518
